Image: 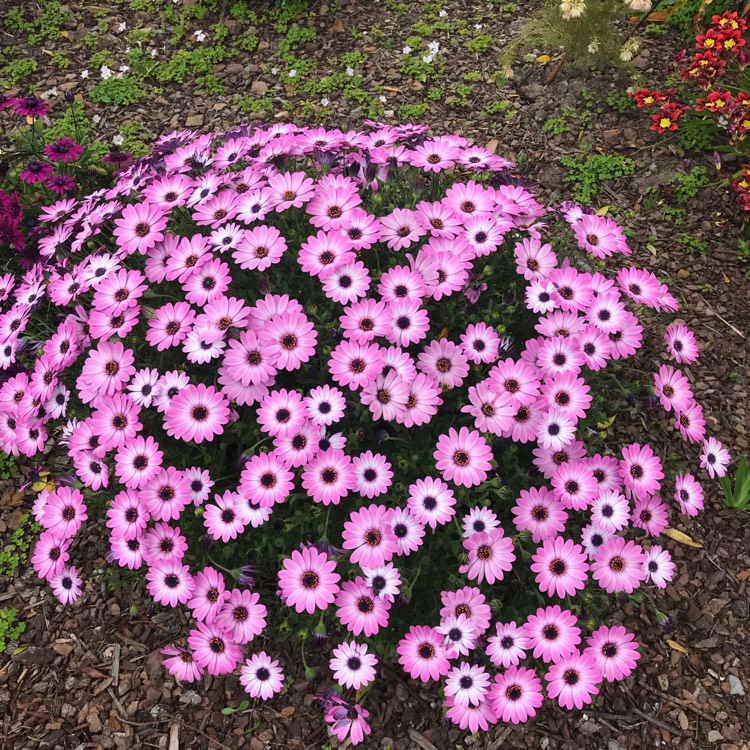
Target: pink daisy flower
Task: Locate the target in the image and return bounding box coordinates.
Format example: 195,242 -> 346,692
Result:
106,490 -> 149,541
114,435 -> 163,490
700,437 -> 730,479
524,605 -> 581,664
259,311 -> 318,372
460,322 -> 501,365
675,401 -> 707,444
551,461 -> 598,510
203,491 -> 246,543
322,261 -> 371,305
113,202 -> 168,256
407,476 -> 456,529
632,495 -> 670,537
397,625 -> 451,682
511,486 -> 568,542
188,566 -> 229,624
643,545 -> 675,588
531,536 -> 588,598
256,389 -> 305,439
444,695 -> 497,734
299,230 -> 356,279
330,641 -> 378,689
40,487 -> 87,539
591,536 -> 648,594
489,666 -> 544,724
488,358 -> 541,406
445,662 -> 491,707
674,471 -> 705,516
573,214 -> 630,258
353,451 -> 393,498
460,529 -> 515,585
240,652 -> 284,700
329,340 -> 384,391
545,651 -> 602,710
141,466 -> 191,523
160,646 -> 203,684
385,298 -> 430,347
514,237 -> 558,281
305,385 -> 347,426
665,322 -> 699,364
233,225 -> 287,271
339,298 -> 390,343
653,365 -> 694,414
417,339 -> 469,389
439,586 -> 492,636
188,621 -> 244,676
335,576 -> 391,636
215,589 -> 267,644
397,373 -> 443,428
306,181 -> 362,231
164,383 -> 230,444
90,393 -> 142,452
31,531 -> 71,581
51,565 -> 83,605
146,560 -> 195,607
390,508 -> 425,557
380,208 -> 427,251
277,546 -> 341,614
342,504 -> 397,568
434,427 -> 493,488
302,448 -> 357,506
486,622 -> 530,669
324,702 -> 372,746
360,370 -> 410,422
620,443 -> 664,500
585,625 -> 640,682
268,170 -> 315,210
238,451 -> 295,509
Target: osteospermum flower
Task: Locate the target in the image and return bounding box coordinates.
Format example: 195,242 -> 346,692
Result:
644,544 -> 675,588
439,586 -> 492,636
335,576 -> 391,636
459,529 -> 515,585
665,322 -> 699,364
591,536 -> 648,594
330,641 -> 378,689
545,651 -> 602,710
551,461 -> 598,510
407,476 -> 456,529
342,504 -> 397,568
146,560 -> 195,607
40,487 -> 87,539
353,451 -> 393,498
302,448 -> 357,505
489,666 -> 544,724
653,364 -> 694,414
215,589 -> 267,644
524,605 -> 581,664
584,625 -> 640,682
324,702 -> 372,747
187,621 -> 244,676
160,646 -> 204,683
434,427 -> 493,488
203,491 -> 246,543
390,507 -> 425,557
397,625 -> 451,682
51,565 -> 83,605
620,443 -> 664,500
240,652 -> 284,700
530,536 -> 588,598
700,437 -> 730,479
277,546 -> 340,614
113,202 -> 168,256
486,621 -> 530,669
445,662 -> 491,707
674,472 -> 705,516
163,384 -> 230,444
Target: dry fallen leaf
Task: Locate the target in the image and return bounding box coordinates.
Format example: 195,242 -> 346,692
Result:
664,528 -> 703,548
667,639 -> 688,654
736,568 -> 750,582
536,55 -> 551,64
595,206 -> 609,216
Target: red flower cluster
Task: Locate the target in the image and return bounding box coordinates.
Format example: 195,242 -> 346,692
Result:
732,164 -> 750,212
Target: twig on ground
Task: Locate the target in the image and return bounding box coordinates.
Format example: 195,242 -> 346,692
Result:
407,728 -> 438,750
112,642 -> 121,687
699,294 -> 747,339
631,706 -> 685,737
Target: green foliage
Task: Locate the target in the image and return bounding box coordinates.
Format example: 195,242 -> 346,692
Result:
675,118 -> 718,153
560,153 -> 636,205
0,452 -> 18,481
677,233 -> 708,257
543,117 -> 570,135
221,699 -> 250,715
0,58 -> 37,87
606,90 -> 632,113
465,33 -> 493,54
721,457 -> 750,510
0,513 -> 41,578
668,167 -> 710,203
0,608 -> 25,652
399,102 -> 430,120
91,76 -> 148,106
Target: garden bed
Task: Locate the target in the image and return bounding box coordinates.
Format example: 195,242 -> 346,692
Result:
1,1 -> 749,749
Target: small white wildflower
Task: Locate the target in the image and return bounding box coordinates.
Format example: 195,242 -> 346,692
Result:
321,97 -> 330,106
474,23 -> 483,29
271,67 -> 279,74
346,66 -> 355,76
113,135 -> 124,146
118,22 -> 126,32
379,95 -> 387,103
402,45 -> 412,54
124,46 -> 130,54
588,37 -> 600,54
194,29 -> 207,42
288,69 -> 297,77
80,69 -> 89,79
422,54 -> 434,63
119,65 -> 129,73
100,65 -> 112,80
150,48 -> 157,57
93,114 -> 101,124
619,37 -> 640,62
560,0 -> 586,19
427,41 -> 440,54
439,9 -> 447,16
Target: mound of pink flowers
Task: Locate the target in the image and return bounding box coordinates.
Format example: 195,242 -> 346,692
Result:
0,122 -> 730,743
